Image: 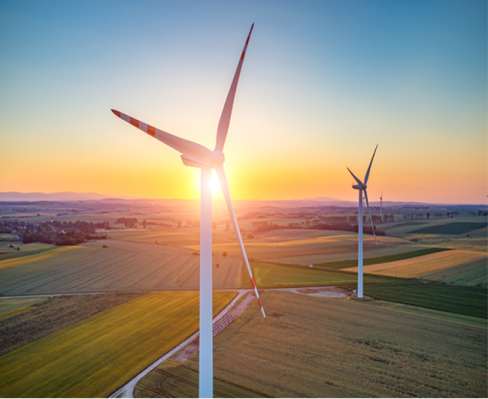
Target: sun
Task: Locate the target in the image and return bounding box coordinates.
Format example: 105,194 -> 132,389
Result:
211,169 -> 222,197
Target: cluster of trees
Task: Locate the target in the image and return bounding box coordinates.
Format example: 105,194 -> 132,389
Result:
469,210 -> 488,216
21,220 -> 108,246
116,217 -> 138,228
252,221 -> 282,233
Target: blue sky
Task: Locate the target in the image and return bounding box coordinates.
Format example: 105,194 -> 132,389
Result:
1,0 -> 486,203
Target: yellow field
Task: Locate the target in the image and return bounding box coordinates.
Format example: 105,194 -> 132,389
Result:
0,246 -> 79,270
345,250 -> 487,278
0,291 -> 236,398
182,291 -> 487,397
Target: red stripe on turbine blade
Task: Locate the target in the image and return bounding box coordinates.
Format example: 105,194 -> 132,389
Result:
240,50 -> 246,60
264,316 -> 268,326
251,277 -> 257,290
257,297 -> 263,308
129,117 -> 139,128
147,125 -> 156,137
111,109 -> 121,117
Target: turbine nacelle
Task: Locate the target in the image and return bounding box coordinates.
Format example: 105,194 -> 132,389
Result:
352,184 -> 365,190
181,148 -> 225,169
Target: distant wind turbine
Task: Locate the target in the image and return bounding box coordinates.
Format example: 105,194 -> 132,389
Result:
111,24 -> 267,398
347,145 -> 378,299
380,192 -> 383,217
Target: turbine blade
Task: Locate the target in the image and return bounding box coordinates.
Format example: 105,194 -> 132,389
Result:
347,167 -> 363,186
215,24 -> 254,152
364,145 -> 378,185
364,189 -> 378,246
111,109 -> 213,163
215,165 -> 268,325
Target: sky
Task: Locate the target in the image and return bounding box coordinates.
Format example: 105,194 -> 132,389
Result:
0,0 -> 486,204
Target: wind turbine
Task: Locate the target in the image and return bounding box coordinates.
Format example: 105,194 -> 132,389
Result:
380,192 -> 383,217
347,145 -> 378,299
111,24 -> 267,398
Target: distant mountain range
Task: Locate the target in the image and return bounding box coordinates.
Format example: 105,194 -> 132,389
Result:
0,192 -> 135,202
0,191 -> 485,207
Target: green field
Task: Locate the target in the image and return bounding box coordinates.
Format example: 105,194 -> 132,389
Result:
421,258 -> 487,288
250,260 -> 403,288
362,282 -> 487,319
0,291 -> 236,398
312,247 -> 451,270
135,361 -> 263,398
179,291 -> 487,397
410,222 -> 488,235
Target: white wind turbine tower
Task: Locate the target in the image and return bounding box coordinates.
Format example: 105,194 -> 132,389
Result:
380,192 -> 383,217
111,24 -> 267,398
347,146 -> 378,299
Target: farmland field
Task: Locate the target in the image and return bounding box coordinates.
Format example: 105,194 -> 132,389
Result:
410,222 -> 488,235
207,230 -> 405,261
362,282 -> 487,319
0,292 -> 142,356
0,245 -> 78,269
180,291 -> 487,397
250,261 -> 401,288
135,361 -> 263,398
311,247 -> 450,270
0,240 -> 243,295
0,291 -> 236,398
266,244 -> 424,265
345,249 -> 487,279
421,258 -> 487,287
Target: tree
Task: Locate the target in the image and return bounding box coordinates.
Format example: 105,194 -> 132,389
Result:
426,212 -> 430,219
142,220 -> 147,228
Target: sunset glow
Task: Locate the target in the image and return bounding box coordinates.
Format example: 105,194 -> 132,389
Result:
0,0 -> 486,204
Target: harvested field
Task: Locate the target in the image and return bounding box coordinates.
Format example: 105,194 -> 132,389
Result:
421,258 -> 487,287
0,292 -> 142,356
345,249 -> 487,278
251,261 -> 400,288
135,362 -> 263,398
362,282 -> 487,319
0,291 -> 236,398
0,240 -> 243,295
183,291 -> 487,397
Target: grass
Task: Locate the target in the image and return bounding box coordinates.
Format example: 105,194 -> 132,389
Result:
0,306 -> 36,321
250,260 -> 402,288
311,247 -> 450,270
344,249 -> 487,279
0,245 -> 78,269
0,296 -> 47,316
135,361 -> 263,398
181,291 -> 487,397
0,292 -> 143,357
410,222 -> 488,235
362,282 -> 487,319
0,291 -> 236,398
